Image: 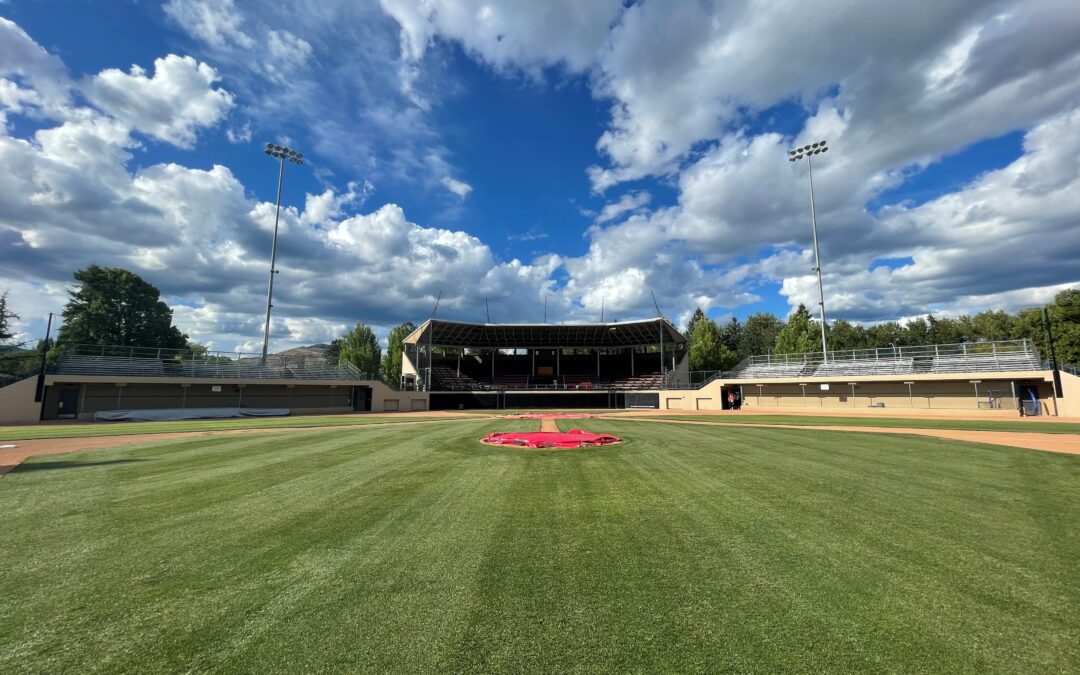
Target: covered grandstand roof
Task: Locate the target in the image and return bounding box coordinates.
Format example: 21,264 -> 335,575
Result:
403,319 -> 686,349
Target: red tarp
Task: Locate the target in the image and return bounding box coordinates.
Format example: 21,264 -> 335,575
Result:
481,429 -> 621,448
501,413 -> 600,420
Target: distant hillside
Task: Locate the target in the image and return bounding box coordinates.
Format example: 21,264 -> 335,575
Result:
276,344 -> 332,359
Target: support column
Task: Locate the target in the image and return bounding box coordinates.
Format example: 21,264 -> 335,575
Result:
491,348 -> 496,381
532,349 -> 535,376
596,348 -> 601,378
557,348 -> 560,376
457,348 -> 461,377
630,347 -> 635,376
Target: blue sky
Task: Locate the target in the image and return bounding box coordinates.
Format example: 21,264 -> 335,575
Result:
1,0 -> 1078,352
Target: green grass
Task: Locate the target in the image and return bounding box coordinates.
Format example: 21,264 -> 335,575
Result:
636,413 -> 1080,434
1,418 -> 1077,672
0,413 -> 470,441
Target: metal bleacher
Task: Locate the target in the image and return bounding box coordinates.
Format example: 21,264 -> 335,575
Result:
53,344 -> 366,381
725,339 -> 1042,380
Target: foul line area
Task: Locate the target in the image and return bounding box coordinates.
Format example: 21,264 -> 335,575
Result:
2,412 -> 1078,477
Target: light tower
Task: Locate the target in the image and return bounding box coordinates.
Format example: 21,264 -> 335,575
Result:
788,140 -> 830,361
260,142 -> 304,364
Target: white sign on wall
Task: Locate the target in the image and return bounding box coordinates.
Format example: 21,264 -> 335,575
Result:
820,384 -> 830,391
211,385 -> 222,392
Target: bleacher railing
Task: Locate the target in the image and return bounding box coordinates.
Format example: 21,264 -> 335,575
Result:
51,343 -> 369,381
664,339 -> 1042,389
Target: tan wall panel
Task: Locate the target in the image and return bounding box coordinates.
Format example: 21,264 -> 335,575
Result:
0,377 -> 42,424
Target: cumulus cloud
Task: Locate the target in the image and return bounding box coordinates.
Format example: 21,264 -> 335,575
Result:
3,6 -> 1080,352
594,190 -> 650,224
85,55 -> 234,147
379,0 -> 623,74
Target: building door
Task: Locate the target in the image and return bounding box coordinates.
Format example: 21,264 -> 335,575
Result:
1018,384 -> 1040,416
57,387 -> 79,419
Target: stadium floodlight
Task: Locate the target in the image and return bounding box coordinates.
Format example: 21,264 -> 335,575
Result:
259,141 -> 305,364
787,139 -> 830,362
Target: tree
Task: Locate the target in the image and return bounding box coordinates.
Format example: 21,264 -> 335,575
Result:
827,319 -> 868,352
0,291 -> 18,347
719,317 -> 741,354
339,322 -> 381,376
961,310 -> 1013,342
866,321 -> 907,348
773,304 -> 819,354
685,307 -> 706,340
927,315 -> 965,345
688,317 -> 737,371
1013,289 -> 1080,366
380,321 -> 416,385
737,312 -> 783,359
56,266 -> 187,348
903,317 -> 931,345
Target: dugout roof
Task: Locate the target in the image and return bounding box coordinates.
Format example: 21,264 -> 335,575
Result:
403,319 -> 686,349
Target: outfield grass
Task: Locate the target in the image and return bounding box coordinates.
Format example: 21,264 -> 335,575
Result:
0,413 -> 468,441
636,413 -> 1080,434
1,418 -> 1077,672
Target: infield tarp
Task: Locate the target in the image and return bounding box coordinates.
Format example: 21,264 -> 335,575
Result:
95,408 -> 290,422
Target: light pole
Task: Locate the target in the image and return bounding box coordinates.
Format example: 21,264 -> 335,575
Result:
789,140 -> 830,362
260,142 -> 303,364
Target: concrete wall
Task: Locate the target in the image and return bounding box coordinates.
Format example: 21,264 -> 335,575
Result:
9,375 -> 432,422
653,372 -> 1068,417
1051,370 -> 1080,418
0,376 -> 43,423
371,380 -> 428,412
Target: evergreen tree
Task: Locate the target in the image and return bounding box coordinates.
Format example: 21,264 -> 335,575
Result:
0,291 -> 18,346
719,317 -> 741,353
380,321 -> 416,385
773,304 -> 819,354
685,307 -> 706,340
56,266 -> 187,348
737,312 -> 784,359
339,322 -> 381,376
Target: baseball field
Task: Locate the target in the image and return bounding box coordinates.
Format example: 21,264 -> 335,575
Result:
1,415 -> 1077,672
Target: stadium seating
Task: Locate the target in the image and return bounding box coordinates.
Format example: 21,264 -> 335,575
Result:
55,352 -> 361,381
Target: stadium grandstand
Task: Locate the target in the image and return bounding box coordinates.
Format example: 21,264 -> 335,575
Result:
402,318 -> 688,409
1,325 -> 1076,422
0,343 -> 428,423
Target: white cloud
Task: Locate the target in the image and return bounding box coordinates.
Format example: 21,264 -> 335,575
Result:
594,190 -> 650,224
85,55 -> 234,147
3,8 -> 1080,353
441,176 -> 473,199
225,121 -> 251,143
379,0 -> 623,74
587,0 -> 1080,190
163,0 -> 255,49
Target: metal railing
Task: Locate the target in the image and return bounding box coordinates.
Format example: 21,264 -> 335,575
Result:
662,339 -> 1043,389
51,343 -> 369,381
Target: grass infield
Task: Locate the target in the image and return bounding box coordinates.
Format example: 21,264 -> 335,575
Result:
0,414 -> 467,441
1,418 -> 1077,672
636,413 -> 1080,434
